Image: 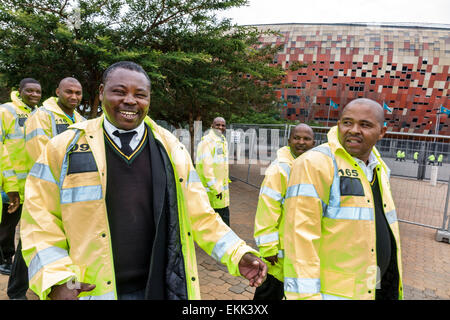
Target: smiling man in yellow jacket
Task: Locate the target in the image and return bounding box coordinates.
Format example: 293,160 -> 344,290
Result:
20,61 -> 267,300
25,77 -> 85,166
253,124 -> 315,300
283,98 -> 403,300
0,78 -> 40,279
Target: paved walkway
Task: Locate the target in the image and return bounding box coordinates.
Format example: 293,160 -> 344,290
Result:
1,178 -> 449,300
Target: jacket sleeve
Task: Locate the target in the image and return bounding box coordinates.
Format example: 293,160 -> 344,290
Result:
24,110 -> 53,169
20,139 -> 76,300
182,147 -> 258,276
195,139 -> 223,195
0,109 -> 19,193
253,163 -> 286,258
283,152 -> 333,300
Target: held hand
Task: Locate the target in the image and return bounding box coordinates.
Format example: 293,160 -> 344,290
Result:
6,192 -> 20,214
215,193 -> 223,200
264,254 -> 278,266
49,281 -> 96,300
238,253 -> 267,287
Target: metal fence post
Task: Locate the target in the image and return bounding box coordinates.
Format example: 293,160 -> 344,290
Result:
435,175 -> 450,243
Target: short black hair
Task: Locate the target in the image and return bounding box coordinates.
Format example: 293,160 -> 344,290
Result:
102,61 -> 151,86
19,78 -> 40,91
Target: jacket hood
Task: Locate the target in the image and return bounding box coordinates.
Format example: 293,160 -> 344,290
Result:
42,97 -> 84,121
10,91 -> 32,112
277,146 -> 295,163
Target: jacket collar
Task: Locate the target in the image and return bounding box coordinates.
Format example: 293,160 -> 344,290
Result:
10,91 -> 34,112
207,128 -> 225,142
277,146 -> 295,163
42,97 -> 84,123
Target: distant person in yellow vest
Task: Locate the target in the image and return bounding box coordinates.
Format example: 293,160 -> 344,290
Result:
0,78 -> 41,284
283,98 -> 403,300
253,124 -> 315,300
196,117 -> 230,225
437,154 -> 443,166
413,151 -> 419,164
395,150 -> 402,161
428,154 -> 435,166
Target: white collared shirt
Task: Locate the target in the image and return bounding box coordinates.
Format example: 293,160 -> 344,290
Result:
103,117 -> 146,151
353,151 -> 379,182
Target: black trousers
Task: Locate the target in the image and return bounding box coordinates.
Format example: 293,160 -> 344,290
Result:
214,207 -> 230,226
0,204 -> 22,263
253,273 -> 284,300
7,240 -> 29,299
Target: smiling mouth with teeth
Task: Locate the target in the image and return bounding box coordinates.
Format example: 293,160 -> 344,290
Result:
120,111 -> 138,119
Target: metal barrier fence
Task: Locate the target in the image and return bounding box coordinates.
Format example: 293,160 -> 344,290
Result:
154,120 -> 449,241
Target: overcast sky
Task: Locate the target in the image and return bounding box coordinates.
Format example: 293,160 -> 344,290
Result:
217,0 -> 450,25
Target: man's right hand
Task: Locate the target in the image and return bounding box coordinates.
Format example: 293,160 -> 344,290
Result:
49,281 -> 96,300
264,255 -> 278,266
6,192 -> 20,214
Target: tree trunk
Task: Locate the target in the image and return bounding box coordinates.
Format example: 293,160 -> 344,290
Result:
89,94 -> 100,119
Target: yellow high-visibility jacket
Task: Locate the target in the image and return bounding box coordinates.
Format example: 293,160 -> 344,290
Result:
437,154 -> 443,163
283,126 -> 403,300
24,97 -> 85,168
0,142 -> 19,223
254,146 -> 296,282
21,115 -> 257,300
195,129 -> 229,209
0,91 -> 36,202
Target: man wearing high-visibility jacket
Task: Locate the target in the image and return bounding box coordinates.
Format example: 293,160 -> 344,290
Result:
25,77 -> 85,166
253,124 -> 315,300
437,154 -> 443,166
284,98 -> 403,300
0,78 -> 40,278
20,61 -> 267,300
7,77 -> 85,300
196,117 -> 231,226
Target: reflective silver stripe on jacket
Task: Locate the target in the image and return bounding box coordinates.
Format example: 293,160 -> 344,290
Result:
284,277 -> 321,294
259,186 -> 283,202
0,104 -> 24,139
28,246 -> 69,280
285,183 -> 319,199
29,163 -> 57,184
255,231 -> 279,246
41,107 -> 58,138
25,128 -> 47,142
2,170 -> 15,178
385,209 -> 398,224
324,206 -> 374,220
60,185 -> 102,204
186,170 -> 202,187
211,230 -> 240,262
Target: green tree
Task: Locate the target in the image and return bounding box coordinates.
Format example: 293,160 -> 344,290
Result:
0,0 -> 284,155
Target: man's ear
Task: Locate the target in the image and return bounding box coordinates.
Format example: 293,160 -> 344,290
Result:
379,125 -> 388,140
98,84 -> 104,102
55,87 -> 60,98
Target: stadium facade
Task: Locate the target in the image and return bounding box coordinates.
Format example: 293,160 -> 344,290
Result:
254,23 -> 450,135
